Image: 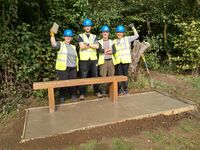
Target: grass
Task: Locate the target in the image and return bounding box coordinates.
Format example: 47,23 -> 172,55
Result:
134,117 -> 200,150
177,75 -> 200,89
66,73 -> 200,150
178,118 -> 200,132
80,140 -> 98,150
67,138 -> 135,150
112,138 -> 135,150
153,79 -> 176,92
66,116 -> 200,150
128,74 -> 150,89
0,109 -> 19,125
149,74 -> 200,105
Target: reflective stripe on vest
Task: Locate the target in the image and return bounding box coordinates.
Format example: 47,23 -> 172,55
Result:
98,39 -> 116,65
79,33 -> 97,60
55,42 -> 79,71
113,37 -> 131,64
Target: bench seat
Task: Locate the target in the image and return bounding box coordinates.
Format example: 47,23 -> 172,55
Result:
33,76 -> 128,112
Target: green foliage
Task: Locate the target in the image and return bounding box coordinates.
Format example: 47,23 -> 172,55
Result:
32,90 -> 47,98
80,140 -> 97,150
112,138 -> 135,150
178,118 -> 198,132
128,74 -> 150,89
0,22 -> 56,113
178,76 -> 200,89
172,20 -> 200,73
144,53 -> 160,70
144,35 -> 162,70
142,130 -> 164,143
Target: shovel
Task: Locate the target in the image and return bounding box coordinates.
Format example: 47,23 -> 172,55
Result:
141,54 -> 154,88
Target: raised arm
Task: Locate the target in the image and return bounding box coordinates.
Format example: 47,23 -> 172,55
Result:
131,24 -> 139,38
127,23 -> 139,42
50,32 -> 57,47
50,31 -> 60,49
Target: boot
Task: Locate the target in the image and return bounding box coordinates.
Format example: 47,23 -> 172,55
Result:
79,95 -> 85,101
95,92 -> 103,98
60,97 -> 65,103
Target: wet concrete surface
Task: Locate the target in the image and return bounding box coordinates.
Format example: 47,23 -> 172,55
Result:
22,91 -> 196,141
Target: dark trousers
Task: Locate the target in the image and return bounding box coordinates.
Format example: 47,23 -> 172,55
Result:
57,67 -> 77,98
79,60 -> 100,95
116,63 -> 129,91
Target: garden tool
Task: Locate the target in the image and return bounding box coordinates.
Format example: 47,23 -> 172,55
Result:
141,54 -> 154,87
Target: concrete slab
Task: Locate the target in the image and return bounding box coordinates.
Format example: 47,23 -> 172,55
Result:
21,91 -> 196,142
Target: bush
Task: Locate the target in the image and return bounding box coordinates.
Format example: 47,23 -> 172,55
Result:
172,20 -> 200,74
0,23 -> 56,113
144,35 -> 161,70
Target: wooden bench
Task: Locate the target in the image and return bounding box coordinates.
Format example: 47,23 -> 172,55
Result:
33,75 -> 128,112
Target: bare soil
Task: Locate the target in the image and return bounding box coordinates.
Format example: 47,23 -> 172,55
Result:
0,109 -> 198,150
151,71 -> 194,91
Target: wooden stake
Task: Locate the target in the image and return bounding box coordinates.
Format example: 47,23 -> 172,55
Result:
48,88 -> 55,112
109,81 -> 118,102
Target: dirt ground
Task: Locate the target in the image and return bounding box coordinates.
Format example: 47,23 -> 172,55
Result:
150,71 -> 193,90
0,109 -> 198,150
0,72 -> 199,149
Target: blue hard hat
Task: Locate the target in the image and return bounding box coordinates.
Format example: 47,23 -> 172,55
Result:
116,25 -> 125,33
82,19 -> 93,26
63,29 -> 74,37
100,25 -> 110,32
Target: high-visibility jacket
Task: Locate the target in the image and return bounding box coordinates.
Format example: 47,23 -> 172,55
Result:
98,39 -> 116,65
113,37 -> 131,64
56,41 -> 79,71
79,33 -> 97,60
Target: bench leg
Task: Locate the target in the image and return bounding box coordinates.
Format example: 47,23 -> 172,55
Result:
109,81 -> 118,102
48,88 -> 55,112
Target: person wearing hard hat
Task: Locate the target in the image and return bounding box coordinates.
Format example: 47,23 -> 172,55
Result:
113,24 -> 139,95
78,18 -> 102,100
50,29 -> 78,103
98,25 -> 116,96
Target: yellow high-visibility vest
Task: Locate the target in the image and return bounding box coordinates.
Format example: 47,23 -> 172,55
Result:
113,37 -> 131,64
98,39 -> 116,65
55,41 -> 79,71
79,33 -> 97,60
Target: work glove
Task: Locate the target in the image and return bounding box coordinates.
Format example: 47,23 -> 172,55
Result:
50,31 -> 55,37
129,23 -> 135,29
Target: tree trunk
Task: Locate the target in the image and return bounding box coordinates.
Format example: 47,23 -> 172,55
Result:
163,20 -> 171,65
129,41 -> 150,81
147,20 -> 151,35
2,2 -> 5,28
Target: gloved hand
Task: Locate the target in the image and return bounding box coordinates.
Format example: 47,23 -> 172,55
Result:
129,23 -> 135,29
50,31 -> 55,37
